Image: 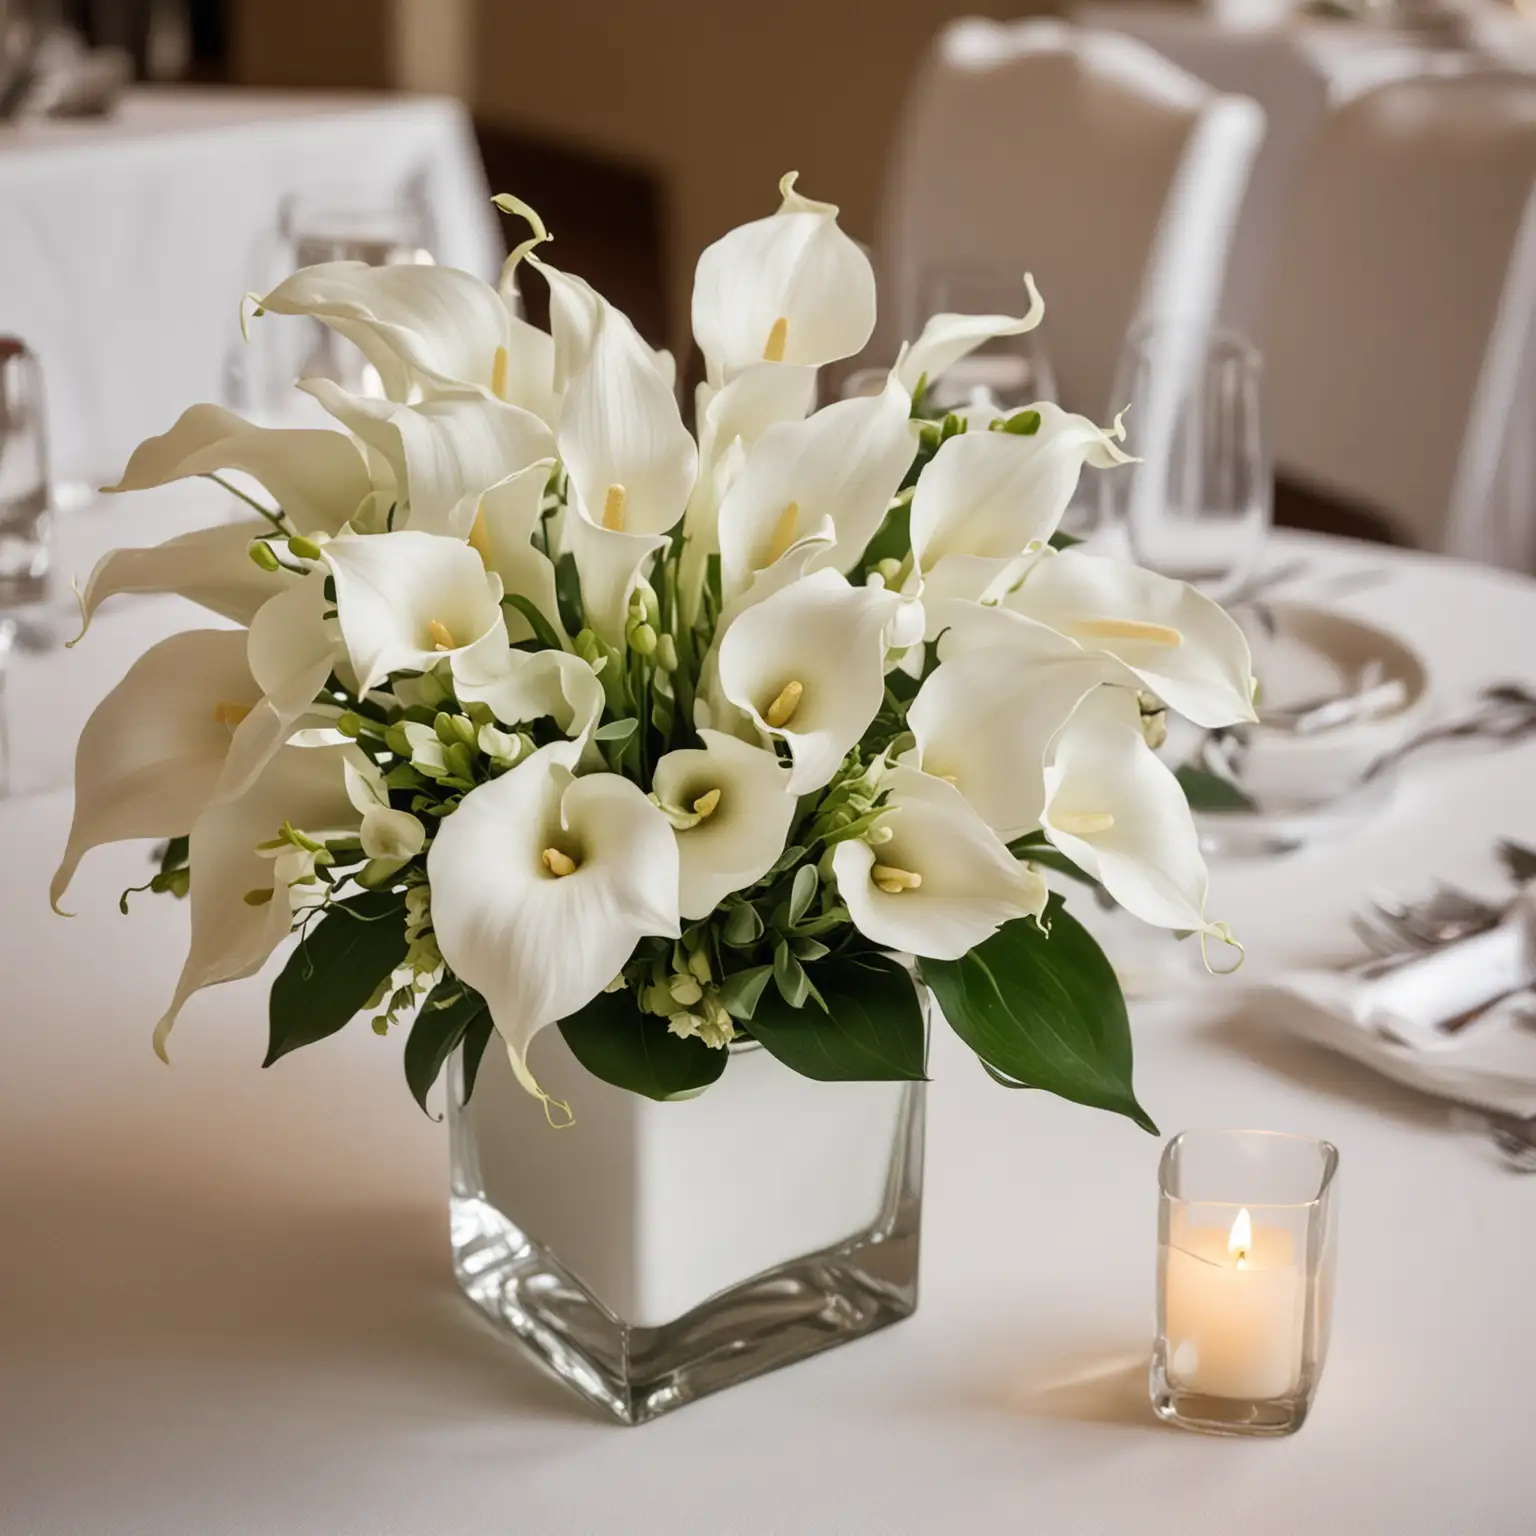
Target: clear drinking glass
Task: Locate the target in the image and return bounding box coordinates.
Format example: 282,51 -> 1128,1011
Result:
449,1018 -> 927,1425
1105,323 -> 1271,601
0,337 -> 52,611
1152,1129 -> 1339,1436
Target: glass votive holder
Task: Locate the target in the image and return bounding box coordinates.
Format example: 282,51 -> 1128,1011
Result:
1151,1129 -> 1339,1437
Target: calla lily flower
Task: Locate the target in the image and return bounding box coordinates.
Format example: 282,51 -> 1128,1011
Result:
910,403 -> 1134,598
217,571 -> 343,802
557,300 -> 698,642
1005,549 -> 1257,728
1042,690 -> 1219,934
156,743 -> 361,1059
426,743 -> 680,1098
344,756 -> 426,861
51,629 -> 260,911
301,379 -> 555,539
833,766 -> 1046,960
452,641 -> 604,751
908,604 -> 1123,838
652,729 -> 797,918
716,372 -> 916,597
253,260 -> 556,420
717,569 -> 918,793
75,519 -> 291,635
894,273 -> 1045,395
461,460 -> 563,643
103,402 -> 374,534
323,530 -> 505,694
692,173 -> 877,385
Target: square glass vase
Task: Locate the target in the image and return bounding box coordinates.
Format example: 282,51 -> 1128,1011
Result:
448,1025 -> 925,1425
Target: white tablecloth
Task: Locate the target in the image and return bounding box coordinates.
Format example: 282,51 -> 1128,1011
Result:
2,518 -> 1534,1532
0,88 -> 501,489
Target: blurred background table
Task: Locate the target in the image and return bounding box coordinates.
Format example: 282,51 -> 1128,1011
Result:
0,88 -> 500,491
1,487 -> 1532,1534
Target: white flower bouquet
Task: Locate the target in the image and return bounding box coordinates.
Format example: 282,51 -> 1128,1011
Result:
54,176 -> 1254,1129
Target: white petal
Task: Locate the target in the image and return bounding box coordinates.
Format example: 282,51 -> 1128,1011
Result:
343,755 -> 427,860
909,608 -> 1118,838
323,530 -> 505,693
426,744 -> 680,1088
717,569 -> 907,794
51,630 -> 258,911
301,380 -> 555,539
653,730 -> 797,918
217,571 -> 341,802
894,273 -> 1044,394
463,462 -> 564,643
1043,690 -> 1216,932
157,744 -> 361,1057
104,403 -> 373,535
910,403 -> 1130,574
1007,549 -> 1257,728
254,261 -> 513,401
833,767 -> 1045,961
77,519 -> 291,633
452,643 -> 604,749
717,372 -> 915,594
562,509 -> 668,648
691,173 -> 876,383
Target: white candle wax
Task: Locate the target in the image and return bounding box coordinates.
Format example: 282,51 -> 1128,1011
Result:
1163,1207 -> 1305,1400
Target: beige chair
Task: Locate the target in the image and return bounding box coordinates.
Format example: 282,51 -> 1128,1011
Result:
1263,73 -> 1536,568
880,18 -> 1265,418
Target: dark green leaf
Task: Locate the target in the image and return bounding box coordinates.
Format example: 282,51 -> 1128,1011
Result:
403,982 -> 490,1117
461,1008 -> 495,1102
749,954 -> 926,1081
554,551 -> 584,637
158,835 -> 190,874
595,717 -> 639,742
1175,764 -> 1258,812
1048,529 -> 1082,550
264,891 -> 410,1067
791,937 -> 830,961
856,501 -> 912,573
723,902 -> 764,947
501,592 -> 563,651
558,988 -> 728,1101
718,964 -> 774,1021
762,844 -> 807,881
923,896 -> 1156,1132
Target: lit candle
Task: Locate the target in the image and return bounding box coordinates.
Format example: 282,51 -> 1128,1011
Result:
1161,1205 -> 1305,1400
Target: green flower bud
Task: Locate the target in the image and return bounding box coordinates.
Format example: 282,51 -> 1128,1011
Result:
247,539 -> 281,572
287,535 -> 324,562
433,712 -> 460,747
874,557 -> 903,584
687,947 -> 712,985
654,632 -> 679,672
628,622 -> 658,656
336,712 -> 362,739
668,973 -> 704,1007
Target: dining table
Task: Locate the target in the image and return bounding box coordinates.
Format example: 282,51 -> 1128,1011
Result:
1,488 -> 1533,1534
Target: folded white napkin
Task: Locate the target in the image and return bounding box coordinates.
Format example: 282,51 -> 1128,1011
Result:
1264,891 -> 1536,1117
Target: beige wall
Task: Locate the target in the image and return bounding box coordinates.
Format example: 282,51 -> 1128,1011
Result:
472,2 -> 1049,346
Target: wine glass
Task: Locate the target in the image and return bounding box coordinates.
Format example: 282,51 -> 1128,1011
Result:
1103,320 -> 1271,601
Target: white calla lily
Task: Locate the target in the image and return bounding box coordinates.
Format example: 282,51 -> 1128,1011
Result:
716,372 -> 915,596
1042,690 -> 1218,934
253,260 -> 556,415
558,299 -> 698,642
910,404 -> 1134,595
156,744 -> 361,1059
301,379 -> 555,539
717,569 -> 917,793
217,571 -> 342,802
426,743 -> 680,1099
344,756 -> 426,861
51,629 -> 259,911
908,604 -> 1123,838
652,729 -> 797,919
833,766 -> 1046,960
75,519 -> 291,635
1006,548 -> 1257,728
323,530 -> 505,693
452,641 -> 604,751
692,172 -> 877,385
103,402 -> 373,534
462,460 -> 563,643
894,273 -> 1045,395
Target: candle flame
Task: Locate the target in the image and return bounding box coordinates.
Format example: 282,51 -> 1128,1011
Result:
1228,1207 -> 1252,1268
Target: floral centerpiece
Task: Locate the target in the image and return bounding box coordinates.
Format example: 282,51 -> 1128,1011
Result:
53,176 -> 1254,1420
